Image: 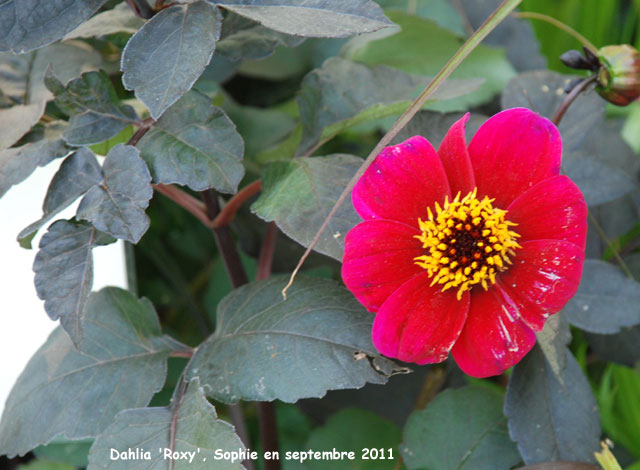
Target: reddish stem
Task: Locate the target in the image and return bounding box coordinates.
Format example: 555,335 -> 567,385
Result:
256,222 -> 281,470
153,184 -> 210,227
169,350 -> 194,359
211,180 -> 262,229
257,222 -> 277,281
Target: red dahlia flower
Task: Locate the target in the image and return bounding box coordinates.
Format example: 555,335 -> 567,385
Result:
341,108 -> 587,378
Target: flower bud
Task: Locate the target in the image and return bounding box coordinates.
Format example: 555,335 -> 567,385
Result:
596,45 -> 640,106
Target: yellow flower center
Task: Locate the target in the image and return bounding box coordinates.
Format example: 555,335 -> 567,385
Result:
414,188 -> 521,300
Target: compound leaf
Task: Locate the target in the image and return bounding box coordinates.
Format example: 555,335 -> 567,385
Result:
46,69 -> 138,146
19,148 -> 103,248
77,144 -> 152,243
0,287 -> 186,457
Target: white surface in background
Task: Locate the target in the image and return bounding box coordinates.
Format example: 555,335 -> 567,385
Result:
0,159 -> 127,417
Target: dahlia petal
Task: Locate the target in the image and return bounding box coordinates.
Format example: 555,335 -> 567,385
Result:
342,220 -> 425,312
352,136 -> 451,225
469,108 -> 562,208
451,287 -> 536,378
372,272 -> 470,364
438,113 -> 476,196
507,175 -> 587,249
498,239 -> 585,331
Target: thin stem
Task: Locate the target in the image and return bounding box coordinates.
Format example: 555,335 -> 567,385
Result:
154,184 -> 211,227
256,223 -> 280,470
127,118 -> 154,146
551,77 -> 636,280
211,180 -> 262,229
201,190 -> 249,287
257,402 -> 281,470
551,75 -> 598,125
282,0 -> 524,299
513,12 -> 598,53
201,188 -> 265,470
257,222 -> 277,281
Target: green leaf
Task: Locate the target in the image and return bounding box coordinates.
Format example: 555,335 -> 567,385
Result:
77,144 -> 152,243
137,90 -> 244,194
0,0 -> 108,53
33,219 -> 114,346
305,408 -> 402,470
121,1 -> 222,119
0,102 -> 45,150
45,69 -> 138,146
86,378 -> 244,470
0,122 -> 70,198
564,260 -> 640,334
505,345 -> 601,464
346,11 -> 516,110
0,287 -> 186,457
502,70 -> 639,207
213,0 -> 394,38
402,386 -> 520,470
252,154 -> 361,260
19,147 -> 102,248
597,364 -> 640,459
63,2 -> 145,40
185,275 -> 404,403
296,57 -> 482,156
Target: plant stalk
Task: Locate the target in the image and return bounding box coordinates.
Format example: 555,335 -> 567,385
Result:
513,11 -> 598,53
255,221 -> 281,470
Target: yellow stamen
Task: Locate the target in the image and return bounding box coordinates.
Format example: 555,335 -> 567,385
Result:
414,188 -> 521,300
